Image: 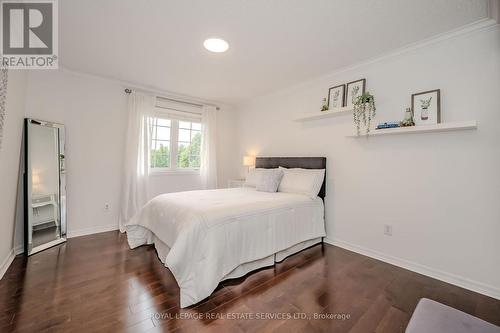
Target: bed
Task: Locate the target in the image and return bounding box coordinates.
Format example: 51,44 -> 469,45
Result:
125,157 -> 327,308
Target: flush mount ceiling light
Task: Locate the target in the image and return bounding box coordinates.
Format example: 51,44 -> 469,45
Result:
203,38 -> 229,53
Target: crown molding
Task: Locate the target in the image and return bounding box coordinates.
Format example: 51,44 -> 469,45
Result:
331,18 -> 499,77
245,17 -> 499,105
56,66 -> 230,109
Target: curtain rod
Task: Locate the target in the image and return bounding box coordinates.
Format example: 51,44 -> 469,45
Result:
124,88 -> 220,110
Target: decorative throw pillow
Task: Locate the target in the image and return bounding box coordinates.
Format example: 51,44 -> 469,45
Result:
244,168 -> 265,187
256,169 -> 284,193
278,167 -> 325,198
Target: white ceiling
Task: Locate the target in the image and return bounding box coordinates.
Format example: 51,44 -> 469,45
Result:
59,0 -> 489,104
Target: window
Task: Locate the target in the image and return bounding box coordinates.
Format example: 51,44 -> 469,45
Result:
150,118 -> 171,168
150,115 -> 202,172
178,121 -> 202,169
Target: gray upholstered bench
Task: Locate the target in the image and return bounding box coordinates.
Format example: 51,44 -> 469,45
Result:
406,298 -> 500,333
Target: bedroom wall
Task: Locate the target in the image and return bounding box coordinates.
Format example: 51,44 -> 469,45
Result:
0,70 -> 27,278
23,69 -> 128,239
236,22 -> 500,298
22,69 -> 239,240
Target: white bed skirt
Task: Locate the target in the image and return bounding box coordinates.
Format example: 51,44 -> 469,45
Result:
152,235 -> 322,282
126,188 -> 325,307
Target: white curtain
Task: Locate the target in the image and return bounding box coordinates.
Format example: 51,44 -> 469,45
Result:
119,92 -> 155,232
200,105 -> 217,189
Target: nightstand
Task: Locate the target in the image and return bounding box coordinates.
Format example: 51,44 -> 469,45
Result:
228,179 -> 246,188
32,194 -> 58,228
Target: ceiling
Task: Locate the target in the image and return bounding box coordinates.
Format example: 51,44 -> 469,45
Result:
59,0 -> 489,104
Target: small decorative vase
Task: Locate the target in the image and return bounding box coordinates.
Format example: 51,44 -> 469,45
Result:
321,98 -> 328,111
400,107 -> 414,127
405,108 -> 414,122
421,107 -> 429,120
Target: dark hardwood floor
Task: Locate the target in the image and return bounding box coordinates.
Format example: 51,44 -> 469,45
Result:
0,231 -> 499,333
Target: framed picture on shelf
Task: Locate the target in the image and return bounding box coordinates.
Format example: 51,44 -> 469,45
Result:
345,79 -> 366,108
411,89 -> 440,126
328,84 -> 345,110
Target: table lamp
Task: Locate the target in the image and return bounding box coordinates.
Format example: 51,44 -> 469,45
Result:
243,155 -> 255,174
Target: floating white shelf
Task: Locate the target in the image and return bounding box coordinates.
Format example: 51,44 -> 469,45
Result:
346,121 -> 477,137
294,107 -> 353,122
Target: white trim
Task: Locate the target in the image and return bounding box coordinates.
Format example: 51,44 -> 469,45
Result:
247,18 -> 499,105
0,249 -> 15,281
61,19 -> 498,108
14,244 -> 23,255
2,225 -> 120,279
10,226 -> 120,256
324,237 -> 500,301
327,18 -> 499,77
58,67 -> 227,109
67,223 -> 119,239
150,169 -> 200,176
171,119 -> 179,169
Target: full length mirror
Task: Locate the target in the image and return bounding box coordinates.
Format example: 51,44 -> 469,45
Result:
24,118 -> 66,255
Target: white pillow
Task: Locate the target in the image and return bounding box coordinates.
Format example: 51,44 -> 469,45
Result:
278,167 -> 325,198
256,169 -> 284,193
244,168 -> 266,187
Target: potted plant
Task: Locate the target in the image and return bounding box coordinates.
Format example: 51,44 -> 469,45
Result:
419,97 -> 432,120
353,92 -> 376,135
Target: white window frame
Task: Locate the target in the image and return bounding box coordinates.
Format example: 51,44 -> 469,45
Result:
150,108 -> 202,175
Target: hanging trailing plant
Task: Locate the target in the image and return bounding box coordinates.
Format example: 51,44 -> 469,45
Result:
353,92 -> 376,136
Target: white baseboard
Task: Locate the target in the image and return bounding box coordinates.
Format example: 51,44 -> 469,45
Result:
13,224 -> 120,250
2,225 -> 119,280
324,237 -> 500,301
67,223 -> 119,238
14,244 -> 23,255
0,249 -> 15,281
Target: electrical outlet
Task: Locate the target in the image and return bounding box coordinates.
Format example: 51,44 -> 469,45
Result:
383,224 -> 392,236
104,203 -> 110,211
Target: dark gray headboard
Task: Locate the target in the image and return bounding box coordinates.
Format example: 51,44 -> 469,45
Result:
255,157 -> 327,200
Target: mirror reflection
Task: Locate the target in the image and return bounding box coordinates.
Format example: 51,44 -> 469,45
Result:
25,119 -> 66,255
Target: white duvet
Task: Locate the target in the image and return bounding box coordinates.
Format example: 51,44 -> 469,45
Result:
125,187 -> 325,308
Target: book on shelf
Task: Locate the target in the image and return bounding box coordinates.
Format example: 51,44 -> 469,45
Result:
376,121 -> 400,130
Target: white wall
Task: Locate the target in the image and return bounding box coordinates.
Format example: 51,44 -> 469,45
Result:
236,23 -> 500,298
23,69 -> 239,238
24,70 -> 128,237
0,70 -> 27,277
